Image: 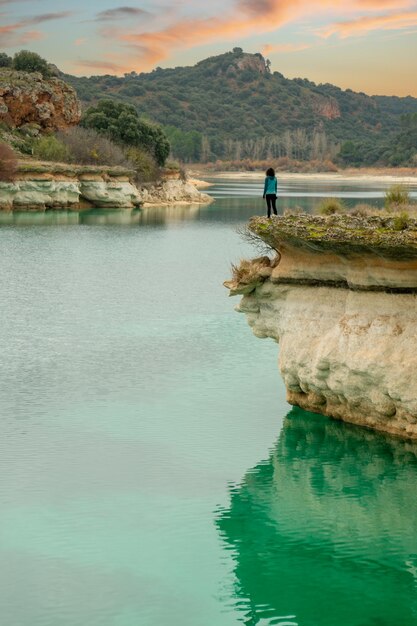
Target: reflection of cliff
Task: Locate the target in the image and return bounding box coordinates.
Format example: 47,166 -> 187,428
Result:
0,205 -> 203,227
217,408 -> 417,626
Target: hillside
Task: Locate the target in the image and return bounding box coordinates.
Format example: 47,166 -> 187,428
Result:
64,49 -> 417,164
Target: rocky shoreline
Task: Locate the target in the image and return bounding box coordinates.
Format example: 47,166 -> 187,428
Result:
226,214 -> 417,439
0,163 -> 212,211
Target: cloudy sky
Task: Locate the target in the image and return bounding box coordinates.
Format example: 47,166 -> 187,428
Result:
1,0 -> 417,95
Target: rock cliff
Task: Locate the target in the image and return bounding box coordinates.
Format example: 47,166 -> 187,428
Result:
225,215 -> 417,439
0,163 -> 212,211
0,69 -> 81,130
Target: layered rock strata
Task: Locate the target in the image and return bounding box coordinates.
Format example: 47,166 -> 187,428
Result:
226,215 -> 417,439
0,164 -> 212,211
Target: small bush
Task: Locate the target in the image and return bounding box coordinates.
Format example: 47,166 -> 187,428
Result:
385,184 -> 410,208
349,203 -> 379,217
315,198 -> 346,215
0,142 -> 17,181
0,53 -> 12,68
125,146 -> 160,182
57,127 -> 130,167
392,211 -> 410,231
12,50 -> 51,77
33,135 -> 70,162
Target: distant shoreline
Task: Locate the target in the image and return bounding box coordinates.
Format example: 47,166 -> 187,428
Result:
190,169 -> 417,184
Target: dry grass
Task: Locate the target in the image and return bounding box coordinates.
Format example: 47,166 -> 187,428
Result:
230,256 -> 272,284
349,203 -> 380,217
315,198 -> 346,215
384,184 -> 411,209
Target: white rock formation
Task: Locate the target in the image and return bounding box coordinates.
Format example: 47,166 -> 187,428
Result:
226,215 -> 417,439
237,282 -> 417,438
0,171 -> 211,211
137,178 -> 212,206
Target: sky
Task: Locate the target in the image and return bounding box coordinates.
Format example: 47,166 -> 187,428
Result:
1,0 -> 417,96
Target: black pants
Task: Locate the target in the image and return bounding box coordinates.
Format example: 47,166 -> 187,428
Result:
265,194 -> 277,217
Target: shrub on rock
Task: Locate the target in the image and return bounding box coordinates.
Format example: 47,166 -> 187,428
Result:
0,142 -> 17,181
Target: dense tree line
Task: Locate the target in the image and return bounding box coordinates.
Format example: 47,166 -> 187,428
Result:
339,113 -> 417,166
63,49 -> 417,164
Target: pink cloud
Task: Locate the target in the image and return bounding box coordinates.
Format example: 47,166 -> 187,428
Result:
0,12 -> 73,48
319,9 -> 417,38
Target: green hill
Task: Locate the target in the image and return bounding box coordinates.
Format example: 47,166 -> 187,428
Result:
63,48 -> 417,165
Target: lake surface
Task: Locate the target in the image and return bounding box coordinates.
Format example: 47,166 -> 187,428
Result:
1,176 -> 417,625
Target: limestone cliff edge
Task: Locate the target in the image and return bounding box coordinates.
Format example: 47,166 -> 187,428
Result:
225,215 -> 417,439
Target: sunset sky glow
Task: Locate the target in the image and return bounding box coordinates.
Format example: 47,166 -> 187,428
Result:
1,0 -> 417,95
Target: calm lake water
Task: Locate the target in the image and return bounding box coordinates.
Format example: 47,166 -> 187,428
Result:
1,175 -> 417,626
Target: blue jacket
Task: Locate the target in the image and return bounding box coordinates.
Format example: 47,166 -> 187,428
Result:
263,176 -> 277,196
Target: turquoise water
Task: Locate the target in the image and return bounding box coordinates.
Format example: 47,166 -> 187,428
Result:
0,177 -> 417,625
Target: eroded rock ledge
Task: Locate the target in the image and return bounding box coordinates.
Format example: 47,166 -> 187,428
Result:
225,215 -> 417,439
0,163 -> 212,211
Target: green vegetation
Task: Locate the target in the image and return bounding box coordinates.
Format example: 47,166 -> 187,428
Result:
62,49 -> 417,164
384,184 -> 411,208
12,50 -> 51,78
392,211 -> 410,231
81,100 -> 170,166
33,135 -> 70,162
0,53 -> 12,68
340,113 -> 417,167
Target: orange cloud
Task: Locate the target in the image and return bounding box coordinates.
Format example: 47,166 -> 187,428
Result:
262,42 -> 311,55
74,59 -> 129,74
319,9 -> 417,38
84,0 -> 417,74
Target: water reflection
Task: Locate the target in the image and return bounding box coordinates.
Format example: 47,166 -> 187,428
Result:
0,206 -> 205,227
217,408 -> 417,626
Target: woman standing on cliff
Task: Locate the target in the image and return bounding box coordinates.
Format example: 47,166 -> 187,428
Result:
263,167 -> 278,217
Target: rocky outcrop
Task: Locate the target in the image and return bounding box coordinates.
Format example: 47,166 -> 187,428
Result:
0,163 -> 212,211
138,177 -> 212,206
0,69 -> 80,130
311,94 -> 341,119
0,165 -> 141,211
226,215 -> 417,439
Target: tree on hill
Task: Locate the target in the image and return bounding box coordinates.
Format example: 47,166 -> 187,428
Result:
0,53 -> 12,68
12,50 -> 51,77
81,100 -> 170,166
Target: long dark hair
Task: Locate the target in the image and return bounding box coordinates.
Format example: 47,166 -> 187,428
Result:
266,167 -> 275,177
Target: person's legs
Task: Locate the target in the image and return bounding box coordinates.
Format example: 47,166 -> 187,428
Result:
271,194 -> 277,215
266,195 -> 272,218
